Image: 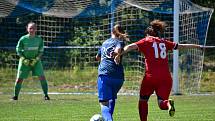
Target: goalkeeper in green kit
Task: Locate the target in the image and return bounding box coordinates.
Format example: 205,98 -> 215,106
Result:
11,22 -> 50,100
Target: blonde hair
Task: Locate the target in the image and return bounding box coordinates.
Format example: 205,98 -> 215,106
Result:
26,21 -> 37,29
112,24 -> 129,41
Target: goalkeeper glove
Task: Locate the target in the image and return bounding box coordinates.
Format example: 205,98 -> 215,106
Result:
30,57 -> 40,66
20,57 -> 30,66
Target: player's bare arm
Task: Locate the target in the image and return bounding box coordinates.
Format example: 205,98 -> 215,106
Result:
177,44 -> 201,49
115,43 -> 138,64
123,43 -> 138,54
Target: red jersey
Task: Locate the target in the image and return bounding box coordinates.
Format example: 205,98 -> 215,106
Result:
135,36 -> 176,77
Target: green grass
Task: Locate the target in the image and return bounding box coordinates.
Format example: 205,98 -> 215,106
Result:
0,94 -> 215,121
201,71 -> 215,92
1,67 -> 215,93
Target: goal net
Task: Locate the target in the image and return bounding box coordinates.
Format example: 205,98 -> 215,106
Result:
0,0 -> 213,94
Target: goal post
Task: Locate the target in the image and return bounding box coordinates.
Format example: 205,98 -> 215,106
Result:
173,0 -> 180,94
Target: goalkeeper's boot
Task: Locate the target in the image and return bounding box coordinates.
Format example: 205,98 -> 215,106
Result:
11,96 -> 18,100
44,95 -> 50,100
168,99 -> 175,117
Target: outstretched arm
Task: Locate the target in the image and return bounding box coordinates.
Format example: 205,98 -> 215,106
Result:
114,43 -> 138,64
177,44 -> 201,49
122,43 -> 138,55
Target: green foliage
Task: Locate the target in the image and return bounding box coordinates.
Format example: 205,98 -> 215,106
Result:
16,13 -> 38,25
0,50 -> 16,68
67,27 -> 102,46
59,26 -> 103,68
200,71 -> 215,92
192,0 -> 215,9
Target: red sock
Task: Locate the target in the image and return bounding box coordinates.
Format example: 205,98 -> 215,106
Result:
139,100 -> 148,121
159,100 -> 169,110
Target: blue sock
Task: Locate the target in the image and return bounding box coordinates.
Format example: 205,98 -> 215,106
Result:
101,105 -> 112,121
109,99 -> 115,115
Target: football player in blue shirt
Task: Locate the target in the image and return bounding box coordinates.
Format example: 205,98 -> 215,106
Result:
96,24 -> 129,121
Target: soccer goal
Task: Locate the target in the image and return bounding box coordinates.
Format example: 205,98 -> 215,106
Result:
0,0 -> 213,94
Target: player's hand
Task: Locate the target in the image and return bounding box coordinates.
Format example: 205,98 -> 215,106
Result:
199,45 -> 206,51
21,57 -> 30,66
200,45 -> 204,49
110,51 -> 117,58
30,57 -> 40,66
30,59 -> 37,66
114,54 -> 121,65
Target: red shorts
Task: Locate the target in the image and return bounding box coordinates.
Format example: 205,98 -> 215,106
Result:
139,73 -> 172,100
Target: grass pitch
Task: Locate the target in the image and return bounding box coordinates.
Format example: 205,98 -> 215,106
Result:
0,94 -> 215,121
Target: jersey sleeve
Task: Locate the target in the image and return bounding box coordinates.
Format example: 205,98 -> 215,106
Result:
134,39 -> 145,52
38,37 -> 44,56
165,39 -> 177,50
16,36 -> 24,57
116,41 -> 124,49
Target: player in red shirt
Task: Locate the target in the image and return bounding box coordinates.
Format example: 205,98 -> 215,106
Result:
115,20 -> 203,121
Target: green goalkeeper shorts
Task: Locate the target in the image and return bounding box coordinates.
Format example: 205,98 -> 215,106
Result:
17,60 -> 45,79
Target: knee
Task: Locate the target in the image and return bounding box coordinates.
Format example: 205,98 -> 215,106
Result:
39,76 -> 46,80
16,78 -> 23,83
139,95 -> 150,102
157,96 -> 163,104
157,97 -> 169,110
100,100 -> 109,106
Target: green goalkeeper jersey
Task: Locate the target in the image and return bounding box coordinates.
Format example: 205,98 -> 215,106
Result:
16,34 -> 44,59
